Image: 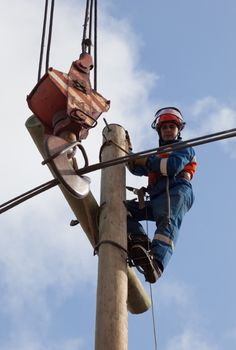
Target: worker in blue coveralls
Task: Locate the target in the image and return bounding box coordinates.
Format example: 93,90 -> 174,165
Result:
127,107 -> 197,283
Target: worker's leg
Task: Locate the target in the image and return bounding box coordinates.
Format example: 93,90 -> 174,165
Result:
126,199 -> 162,283
151,184 -> 194,271
126,199 -> 155,236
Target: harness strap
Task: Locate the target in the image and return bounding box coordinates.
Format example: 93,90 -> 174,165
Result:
165,176 -> 171,226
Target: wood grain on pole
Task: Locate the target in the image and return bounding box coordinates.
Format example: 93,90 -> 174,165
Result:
95,124 -> 128,350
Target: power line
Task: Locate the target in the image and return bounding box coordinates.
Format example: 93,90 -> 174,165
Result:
75,127 -> 236,176
1,127 -> 236,215
0,179 -> 58,214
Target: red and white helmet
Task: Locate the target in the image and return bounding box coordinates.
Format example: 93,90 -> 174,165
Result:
151,107 -> 185,132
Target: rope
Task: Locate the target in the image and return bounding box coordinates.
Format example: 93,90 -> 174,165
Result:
99,138 -> 129,162
149,284 -> 158,350
144,194 -> 158,350
99,124 -> 130,162
165,176 -> 171,226
94,240 -> 128,255
37,0 -> 49,82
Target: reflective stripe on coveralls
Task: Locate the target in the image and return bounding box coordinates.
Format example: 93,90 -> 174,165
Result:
154,233 -> 175,251
160,158 -> 168,176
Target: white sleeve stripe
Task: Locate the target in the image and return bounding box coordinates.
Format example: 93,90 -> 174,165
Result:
160,158 -> 168,176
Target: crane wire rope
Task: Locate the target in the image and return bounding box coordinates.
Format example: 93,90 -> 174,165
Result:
94,0 -> 98,90
1,0 -> 101,215
88,0 -> 94,55
37,0 -> 49,81
45,0 -> 55,73
37,0 -> 55,82
38,0 -> 97,83
1,127 -> 236,214
82,0 -> 97,89
82,0 -> 91,52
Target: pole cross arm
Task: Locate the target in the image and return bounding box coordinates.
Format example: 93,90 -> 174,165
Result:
25,115 -> 151,314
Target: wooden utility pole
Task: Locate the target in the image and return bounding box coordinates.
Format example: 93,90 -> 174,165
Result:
95,124 -> 128,350
26,115 -> 151,315
26,116 -> 151,350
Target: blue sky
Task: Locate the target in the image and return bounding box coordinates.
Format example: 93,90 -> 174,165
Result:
1,0 -> 236,349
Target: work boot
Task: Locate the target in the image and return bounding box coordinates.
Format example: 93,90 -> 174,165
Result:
129,244 -> 162,284
128,233 -> 151,252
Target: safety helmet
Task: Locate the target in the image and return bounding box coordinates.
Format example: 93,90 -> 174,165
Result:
151,107 -> 185,132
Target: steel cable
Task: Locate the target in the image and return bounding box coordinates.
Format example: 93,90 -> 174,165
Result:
94,0 -> 98,90
37,0 -> 49,82
88,0 -> 94,55
82,0 -> 91,52
45,0 -> 55,72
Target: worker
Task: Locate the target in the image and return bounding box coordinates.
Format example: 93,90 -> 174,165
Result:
127,107 -> 197,283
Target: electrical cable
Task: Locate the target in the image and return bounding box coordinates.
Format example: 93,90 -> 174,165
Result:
0,179 -> 58,214
75,127 -> 236,176
1,127 -> 236,214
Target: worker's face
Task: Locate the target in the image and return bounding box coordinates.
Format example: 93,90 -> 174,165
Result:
160,122 -> 179,141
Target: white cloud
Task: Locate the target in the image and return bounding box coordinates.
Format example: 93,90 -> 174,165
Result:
191,97 -> 235,131
0,0 -> 158,347
0,331 -> 85,350
2,1 -> 236,349
183,97 -> 236,158
157,280 -> 193,308
166,329 -> 219,350
156,279 -> 201,326
190,97 -> 236,133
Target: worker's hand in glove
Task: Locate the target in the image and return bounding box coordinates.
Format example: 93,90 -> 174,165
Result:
127,157 -> 148,170
133,157 -> 148,167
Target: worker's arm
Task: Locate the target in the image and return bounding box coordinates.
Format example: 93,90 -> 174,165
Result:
147,147 -> 196,176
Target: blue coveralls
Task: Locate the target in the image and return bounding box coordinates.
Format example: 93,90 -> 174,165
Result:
127,142 -> 196,271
